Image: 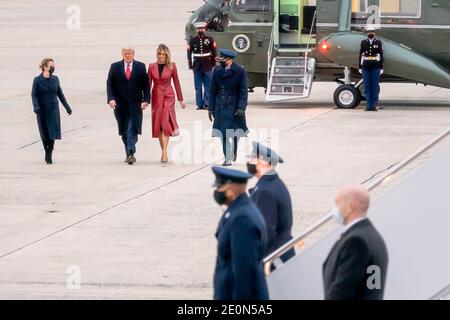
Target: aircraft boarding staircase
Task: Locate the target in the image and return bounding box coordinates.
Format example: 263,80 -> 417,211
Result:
264,127 -> 450,300
265,11 -> 317,102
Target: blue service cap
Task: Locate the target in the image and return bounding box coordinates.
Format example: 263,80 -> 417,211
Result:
212,166 -> 252,187
220,48 -> 238,59
251,141 -> 284,165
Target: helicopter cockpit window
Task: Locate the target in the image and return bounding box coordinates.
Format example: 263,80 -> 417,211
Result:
380,0 -> 421,18
197,0 -> 224,22
233,0 -> 271,12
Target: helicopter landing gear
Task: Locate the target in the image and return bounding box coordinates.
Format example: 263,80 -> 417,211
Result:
334,84 -> 361,109
333,67 -> 363,109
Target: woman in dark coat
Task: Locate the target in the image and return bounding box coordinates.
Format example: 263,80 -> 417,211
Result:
31,58 -> 72,164
148,44 -> 185,164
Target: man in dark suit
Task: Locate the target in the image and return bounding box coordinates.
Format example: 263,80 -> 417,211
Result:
107,47 -> 150,165
323,185 -> 389,300
248,142 -> 295,265
209,49 -> 249,166
211,166 -> 269,300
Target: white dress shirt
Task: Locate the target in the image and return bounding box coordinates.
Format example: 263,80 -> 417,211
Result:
124,60 -> 133,73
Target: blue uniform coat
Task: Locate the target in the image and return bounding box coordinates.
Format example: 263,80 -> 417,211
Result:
213,193 -> 269,300
31,74 -> 71,140
209,63 -> 249,138
250,172 -> 295,261
106,60 -> 150,136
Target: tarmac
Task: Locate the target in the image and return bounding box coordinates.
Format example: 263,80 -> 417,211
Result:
0,0 -> 449,299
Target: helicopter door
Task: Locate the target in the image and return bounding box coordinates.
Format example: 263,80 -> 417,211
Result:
279,0 -> 301,47
279,0 -> 316,48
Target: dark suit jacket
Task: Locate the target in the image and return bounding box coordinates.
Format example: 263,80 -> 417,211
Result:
323,219 -> 389,300
213,194 -> 269,300
249,172 -> 295,261
31,74 -> 71,140
106,60 -> 150,135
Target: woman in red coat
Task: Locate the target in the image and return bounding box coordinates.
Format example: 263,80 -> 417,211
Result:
149,44 -> 185,164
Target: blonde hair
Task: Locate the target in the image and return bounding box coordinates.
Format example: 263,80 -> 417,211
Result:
122,47 -> 135,53
157,44 -> 172,68
39,58 -> 54,71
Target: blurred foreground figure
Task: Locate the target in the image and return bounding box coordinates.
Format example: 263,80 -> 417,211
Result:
323,185 -> 389,300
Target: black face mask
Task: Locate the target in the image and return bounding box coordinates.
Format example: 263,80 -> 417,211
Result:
220,60 -> 228,68
198,31 -> 205,37
246,162 -> 257,176
213,189 -> 228,205
49,66 -> 55,74
368,33 -> 375,39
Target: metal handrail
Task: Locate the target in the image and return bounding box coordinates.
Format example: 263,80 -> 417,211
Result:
267,24 -> 275,87
263,126 -> 450,273
302,10 -> 316,93
305,10 -> 317,53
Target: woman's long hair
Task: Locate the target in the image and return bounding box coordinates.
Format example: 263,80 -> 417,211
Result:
39,58 -> 54,71
157,44 -> 172,69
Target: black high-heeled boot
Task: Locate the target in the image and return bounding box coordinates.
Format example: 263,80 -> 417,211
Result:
47,140 -> 54,164
43,141 -> 51,164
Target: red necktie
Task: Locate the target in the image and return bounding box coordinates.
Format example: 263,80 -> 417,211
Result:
126,63 -> 131,80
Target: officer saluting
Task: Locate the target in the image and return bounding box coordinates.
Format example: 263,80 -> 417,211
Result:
187,22 -> 217,110
211,166 -> 269,300
248,142 -> 295,265
209,49 -> 249,166
359,25 -> 384,112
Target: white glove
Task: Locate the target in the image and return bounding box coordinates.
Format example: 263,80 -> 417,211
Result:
376,54 -> 381,62
359,69 -> 362,74
380,69 -> 384,75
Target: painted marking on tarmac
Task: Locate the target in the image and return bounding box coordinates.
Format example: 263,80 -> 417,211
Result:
17,125 -> 90,150
0,108 -> 337,261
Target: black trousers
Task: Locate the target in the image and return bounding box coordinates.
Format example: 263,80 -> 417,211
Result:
221,135 -> 239,161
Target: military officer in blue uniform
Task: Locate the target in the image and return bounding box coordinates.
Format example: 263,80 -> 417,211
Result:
187,22 -> 217,110
212,166 -> 269,300
209,49 -> 249,166
247,142 -> 295,265
359,25 -> 384,111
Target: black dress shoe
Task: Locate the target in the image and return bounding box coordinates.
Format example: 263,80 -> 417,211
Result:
196,106 -> 204,110
124,155 -> 129,163
128,154 -> 136,165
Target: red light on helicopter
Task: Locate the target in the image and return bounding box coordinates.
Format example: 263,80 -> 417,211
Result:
321,42 -> 330,51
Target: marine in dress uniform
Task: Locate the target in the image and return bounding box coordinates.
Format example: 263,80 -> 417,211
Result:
248,142 -> 295,265
211,166 -> 269,300
209,49 -> 249,166
187,22 -> 217,110
359,25 -> 384,111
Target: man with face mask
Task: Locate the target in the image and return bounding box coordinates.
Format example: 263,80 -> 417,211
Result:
211,166 -> 269,300
247,142 -> 295,265
209,49 -> 249,166
323,185 -> 389,300
187,22 -> 217,110
359,25 -> 384,111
